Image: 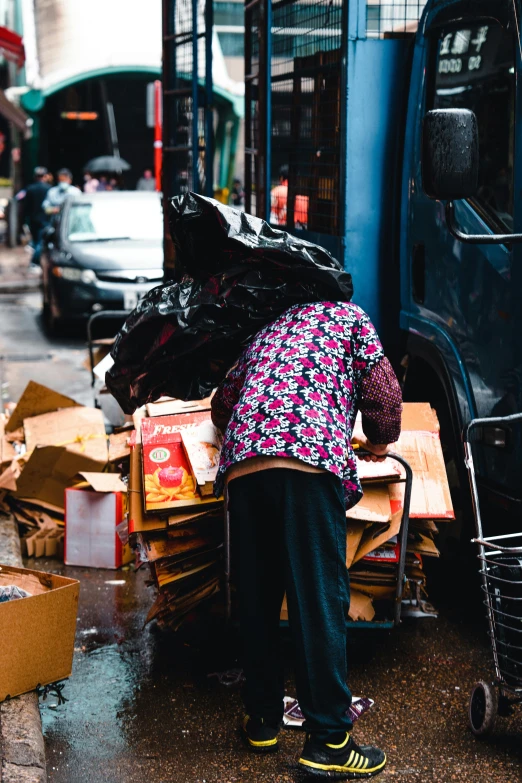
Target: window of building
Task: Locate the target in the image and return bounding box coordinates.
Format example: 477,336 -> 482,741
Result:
433,20 -> 515,231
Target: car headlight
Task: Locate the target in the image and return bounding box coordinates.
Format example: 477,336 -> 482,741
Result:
80,269 -> 96,284
51,266 -> 96,283
52,265 -> 82,281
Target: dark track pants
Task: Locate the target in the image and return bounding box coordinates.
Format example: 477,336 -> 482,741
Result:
228,468 -> 353,739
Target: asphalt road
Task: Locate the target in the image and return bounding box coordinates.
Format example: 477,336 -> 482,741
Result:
1,280 -> 520,783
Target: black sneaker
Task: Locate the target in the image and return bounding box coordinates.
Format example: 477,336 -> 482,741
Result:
242,715 -> 279,753
298,732 -> 386,779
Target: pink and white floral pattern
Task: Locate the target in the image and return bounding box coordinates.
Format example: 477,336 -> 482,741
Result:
213,301 -> 387,505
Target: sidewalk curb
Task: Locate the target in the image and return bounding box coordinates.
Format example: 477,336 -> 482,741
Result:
0,517 -> 46,783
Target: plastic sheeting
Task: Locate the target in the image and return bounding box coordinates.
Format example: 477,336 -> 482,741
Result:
106,193 -> 353,413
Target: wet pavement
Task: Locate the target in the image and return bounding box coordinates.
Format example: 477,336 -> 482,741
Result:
2,270 -> 521,782
25,558 -> 522,783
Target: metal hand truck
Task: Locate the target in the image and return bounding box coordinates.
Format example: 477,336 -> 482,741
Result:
464,414 -> 522,736
224,451 -> 413,628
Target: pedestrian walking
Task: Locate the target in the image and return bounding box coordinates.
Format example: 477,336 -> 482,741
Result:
136,168 -> 156,191
16,166 -> 51,266
43,169 -> 81,215
211,300 -> 402,779
83,170 -> 100,193
270,165 -> 309,228
230,178 -> 244,209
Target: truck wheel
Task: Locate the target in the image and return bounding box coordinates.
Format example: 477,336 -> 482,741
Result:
469,681 -> 498,736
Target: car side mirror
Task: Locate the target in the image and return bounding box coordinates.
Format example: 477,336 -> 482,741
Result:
422,108 -> 522,245
422,109 -> 479,201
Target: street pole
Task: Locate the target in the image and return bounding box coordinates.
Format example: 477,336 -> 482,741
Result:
154,79 -> 162,192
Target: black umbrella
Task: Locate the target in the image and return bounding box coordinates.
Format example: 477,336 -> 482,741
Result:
84,155 -> 131,173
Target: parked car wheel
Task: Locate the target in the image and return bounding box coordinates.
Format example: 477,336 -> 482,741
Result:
469,681 -> 498,736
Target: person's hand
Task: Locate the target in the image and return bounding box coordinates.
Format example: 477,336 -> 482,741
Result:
352,435 -> 392,462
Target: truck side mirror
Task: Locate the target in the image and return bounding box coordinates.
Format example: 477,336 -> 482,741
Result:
422,109 -> 479,201
422,108 -> 522,245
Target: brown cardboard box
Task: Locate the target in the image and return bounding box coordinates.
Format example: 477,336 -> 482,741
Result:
24,407 -> 108,463
128,440 -> 167,534
65,473 -> 132,569
15,446 -> 107,510
146,397 -> 212,417
6,381 -> 81,433
0,564 -> 79,701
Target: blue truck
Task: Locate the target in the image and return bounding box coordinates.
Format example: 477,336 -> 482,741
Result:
162,0 -> 521,532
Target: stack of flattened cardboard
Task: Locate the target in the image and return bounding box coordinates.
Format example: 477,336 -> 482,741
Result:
343,403 -> 454,622
127,399 -> 224,630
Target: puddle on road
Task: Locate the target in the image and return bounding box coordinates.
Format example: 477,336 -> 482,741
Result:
32,559 -> 241,783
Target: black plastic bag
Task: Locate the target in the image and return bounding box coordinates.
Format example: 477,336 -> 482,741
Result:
169,192 -> 349,282
106,194 -> 353,413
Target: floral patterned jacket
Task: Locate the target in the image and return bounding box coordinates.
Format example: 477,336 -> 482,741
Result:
212,301 -> 402,507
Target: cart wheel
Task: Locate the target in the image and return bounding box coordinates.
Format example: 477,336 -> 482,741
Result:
469,681 -> 498,736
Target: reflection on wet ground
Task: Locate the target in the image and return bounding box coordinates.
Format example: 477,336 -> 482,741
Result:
29,558 -> 522,783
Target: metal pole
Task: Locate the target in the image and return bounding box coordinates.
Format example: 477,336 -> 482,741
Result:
204,0 -> 214,197
154,80 -> 163,192
192,0 -> 199,193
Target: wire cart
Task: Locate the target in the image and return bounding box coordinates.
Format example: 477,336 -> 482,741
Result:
464,414 -> 522,736
224,451 -> 413,629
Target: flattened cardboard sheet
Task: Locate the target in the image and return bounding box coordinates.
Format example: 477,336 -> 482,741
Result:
6,381 -> 80,433
15,446 -> 106,510
348,590 -> 376,622
24,407 -> 108,463
346,486 -> 391,524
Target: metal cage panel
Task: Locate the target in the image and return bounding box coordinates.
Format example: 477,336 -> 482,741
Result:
366,0 -> 427,37
163,0 -> 214,200
271,0 -> 344,235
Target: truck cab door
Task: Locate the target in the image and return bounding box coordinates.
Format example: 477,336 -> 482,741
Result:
402,4 -> 522,510
404,11 -> 519,423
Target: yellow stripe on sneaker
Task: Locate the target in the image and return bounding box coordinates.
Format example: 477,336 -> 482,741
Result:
247,736 -> 278,748
326,733 -> 350,749
298,754 -> 387,775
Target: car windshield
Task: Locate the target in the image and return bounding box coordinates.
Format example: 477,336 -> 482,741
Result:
67,197 -> 162,242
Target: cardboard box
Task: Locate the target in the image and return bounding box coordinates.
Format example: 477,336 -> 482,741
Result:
6,381 -> 81,433
146,397 -> 212,417
65,473 -> 132,569
14,445 -> 107,510
0,564 -> 79,701
181,421 -> 222,496
129,438 -> 167,534
141,413 -> 220,513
